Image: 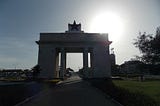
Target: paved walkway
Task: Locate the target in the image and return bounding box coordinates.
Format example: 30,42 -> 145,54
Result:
20,74 -> 120,106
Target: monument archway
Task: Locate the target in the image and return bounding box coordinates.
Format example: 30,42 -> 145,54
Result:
36,21 -> 112,79
66,53 -> 85,71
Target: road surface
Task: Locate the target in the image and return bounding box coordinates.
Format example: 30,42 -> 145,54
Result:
19,73 -> 121,106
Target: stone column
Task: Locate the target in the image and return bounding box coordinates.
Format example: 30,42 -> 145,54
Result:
90,48 -> 95,78
54,50 -> 59,78
90,50 -> 94,70
38,47 -> 56,79
60,48 -> 66,79
93,45 -> 111,78
83,48 -> 88,70
64,53 -> 66,75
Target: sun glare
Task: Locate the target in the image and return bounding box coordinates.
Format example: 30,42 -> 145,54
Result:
90,12 -> 124,42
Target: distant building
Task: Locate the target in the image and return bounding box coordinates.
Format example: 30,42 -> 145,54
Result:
0,69 -> 23,78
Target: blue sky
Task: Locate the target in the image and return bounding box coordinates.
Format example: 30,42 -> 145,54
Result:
0,0 -> 160,70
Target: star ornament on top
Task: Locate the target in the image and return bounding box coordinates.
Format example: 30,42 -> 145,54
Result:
66,20 -> 83,33
71,21 -> 79,31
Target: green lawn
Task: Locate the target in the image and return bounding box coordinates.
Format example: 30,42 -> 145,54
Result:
113,80 -> 160,104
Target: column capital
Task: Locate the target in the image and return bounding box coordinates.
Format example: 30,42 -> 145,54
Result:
83,47 -> 88,52
61,47 -> 65,51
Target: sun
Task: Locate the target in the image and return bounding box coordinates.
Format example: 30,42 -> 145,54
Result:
89,12 -> 124,42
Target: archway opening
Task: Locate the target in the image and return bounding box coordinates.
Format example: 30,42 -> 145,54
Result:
58,53 -> 91,72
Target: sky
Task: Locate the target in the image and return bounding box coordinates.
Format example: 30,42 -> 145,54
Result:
0,0 -> 160,70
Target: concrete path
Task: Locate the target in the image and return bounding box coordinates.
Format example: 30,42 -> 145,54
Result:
20,74 -> 120,106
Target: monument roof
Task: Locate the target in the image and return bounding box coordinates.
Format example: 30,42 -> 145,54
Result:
37,33 -> 111,45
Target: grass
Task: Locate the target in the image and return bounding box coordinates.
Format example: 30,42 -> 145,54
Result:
113,80 -> 160,104
89,79 -> 160,106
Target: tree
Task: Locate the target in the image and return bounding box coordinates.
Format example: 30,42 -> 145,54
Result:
134,27 -> 160,65
31,65 -> 41,79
